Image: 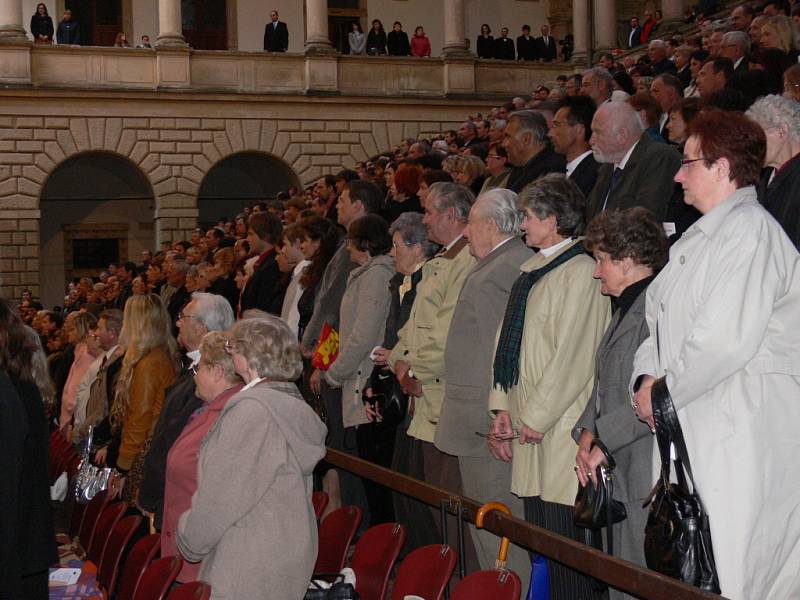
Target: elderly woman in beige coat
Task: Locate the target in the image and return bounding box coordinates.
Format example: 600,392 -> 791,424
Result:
488,174 -> 610,600
177,316 -> 327,600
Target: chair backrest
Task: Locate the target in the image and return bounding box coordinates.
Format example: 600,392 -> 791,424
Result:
350,523 -> 406,600
315,505 -> 363,574
77,489 -> 113,553
116,533 -> 161,600
166,581 -> 212,600
312,491 -> 329,520
86,502 -> 126,565
132,556 -> 183,600
69,499 -> 87,539
451,569 -> 523,600
391,544 -> 457,600
97,515 -> 142,595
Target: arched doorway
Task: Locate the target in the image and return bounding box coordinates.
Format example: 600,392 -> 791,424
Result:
39,151 -> 155,308
182,0 -> 227,50
197,151 -> 300,227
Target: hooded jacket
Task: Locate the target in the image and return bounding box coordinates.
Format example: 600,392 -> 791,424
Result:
177,380 -> 327,600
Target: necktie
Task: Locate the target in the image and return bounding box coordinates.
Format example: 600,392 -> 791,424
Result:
602,167 -> 624,212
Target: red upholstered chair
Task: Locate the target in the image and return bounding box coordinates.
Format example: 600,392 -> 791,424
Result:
390,545 -> 457,600
116,534 -> 161,600
86,502 -> 126,566
166,581 -> 212,600
350,523 -> 406,600
131,556 -> 183,600
314,505 -> 363,574
97,515 -> 142,597
451,569 -> 523,600
77,490 -> 114,554
67,501 -> 87,541
312,491 -> 329,520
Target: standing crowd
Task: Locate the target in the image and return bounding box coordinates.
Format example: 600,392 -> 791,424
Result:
7,1 -> 800,596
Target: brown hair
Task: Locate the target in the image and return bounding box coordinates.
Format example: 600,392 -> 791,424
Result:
584,207 -> 669,270
393,165 -> 422,196
687,109 -> 766,187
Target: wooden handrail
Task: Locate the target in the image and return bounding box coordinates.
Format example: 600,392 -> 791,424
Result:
325,448 -> 726,600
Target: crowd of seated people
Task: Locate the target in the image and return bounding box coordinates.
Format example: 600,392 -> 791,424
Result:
11,6 -> 800,592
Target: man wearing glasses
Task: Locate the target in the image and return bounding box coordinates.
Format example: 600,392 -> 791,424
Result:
139,293 -> 234,529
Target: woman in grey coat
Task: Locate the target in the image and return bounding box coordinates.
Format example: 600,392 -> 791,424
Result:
572,208 -> 668,600
177,316 -> 327,600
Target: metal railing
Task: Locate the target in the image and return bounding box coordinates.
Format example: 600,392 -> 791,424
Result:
325,448 -> 725,600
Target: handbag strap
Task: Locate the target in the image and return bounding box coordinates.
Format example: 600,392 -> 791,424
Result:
651,377 -> 700,496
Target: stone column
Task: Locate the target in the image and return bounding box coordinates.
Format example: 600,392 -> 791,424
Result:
572,0 -> 590,65
593,0 -> 617,54
442,0 -> 469,57
0,0 -> 27,43
305,0 -> 334,55
156,0 -> 187,47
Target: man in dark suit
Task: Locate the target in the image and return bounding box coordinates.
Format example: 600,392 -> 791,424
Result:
627,17 -> 642,48
516,25 -> 537,61
263,9 -> 288,52
648,40 -> 677,76
586,102 -> 681,225
549,96 -> 600,198
650,74 -> 683,140
535,25 -> 557,62
674,46 -> 692,89
493,27 -> 515,60
165,260 -> 191,328
502,110 -> 565,192
138,293 -> 235,528
436,190 -> 532,586
721,30 -> 750,74
114,261 -> 135,310
240,211 -> 284,315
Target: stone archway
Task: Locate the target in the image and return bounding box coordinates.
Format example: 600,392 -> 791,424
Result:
197,151 -> 300,226
39,151 -> 155,308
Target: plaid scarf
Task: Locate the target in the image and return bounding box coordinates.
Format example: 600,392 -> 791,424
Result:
493,241 -> 585,392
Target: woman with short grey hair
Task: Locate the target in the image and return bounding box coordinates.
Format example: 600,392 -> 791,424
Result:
516,172 -> 586,239
747,94 -> 800,248
177,316 -> 326,600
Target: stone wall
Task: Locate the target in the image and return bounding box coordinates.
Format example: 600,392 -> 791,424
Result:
0,89 -> 492,300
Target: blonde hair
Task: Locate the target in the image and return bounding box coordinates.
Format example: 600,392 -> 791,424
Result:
199,331 -> 242,385
213,246 -> 235,277
73,311 -> 97,340
762,15 -> 796,53
458,155 -> 488,183
227,316 -> 302,381
110,294 -> 179,429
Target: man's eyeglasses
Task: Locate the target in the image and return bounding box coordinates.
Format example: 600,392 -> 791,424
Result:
178,312 -> 197,322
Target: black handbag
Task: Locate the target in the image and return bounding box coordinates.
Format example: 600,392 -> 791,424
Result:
362,364 -> 408,428
305,575 -> 359,600
643,377 -> 721,594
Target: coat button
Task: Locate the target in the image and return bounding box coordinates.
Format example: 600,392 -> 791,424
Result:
679,255 -> 686,264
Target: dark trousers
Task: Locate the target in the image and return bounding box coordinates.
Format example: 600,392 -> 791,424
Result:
391,417 -> 439,555
321,381 -> 371,527
523,496 -> 607,600
356,420 -> 396,525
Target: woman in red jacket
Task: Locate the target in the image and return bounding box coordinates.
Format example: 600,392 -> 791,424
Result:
411,26 -> 431,57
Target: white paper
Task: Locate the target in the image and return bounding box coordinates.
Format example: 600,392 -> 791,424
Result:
49,568 -> 81,586
663,222 -> 676,237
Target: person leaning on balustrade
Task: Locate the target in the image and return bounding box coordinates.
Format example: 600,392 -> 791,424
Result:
177,316 -> 326,600
630,109 -> 800,599
488,173 -> 610,600
572,207 -> 668,600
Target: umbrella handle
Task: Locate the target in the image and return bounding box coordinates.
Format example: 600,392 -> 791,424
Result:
475,501 -> 511,566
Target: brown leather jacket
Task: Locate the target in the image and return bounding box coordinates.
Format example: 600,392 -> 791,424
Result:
117,346 -> 175,471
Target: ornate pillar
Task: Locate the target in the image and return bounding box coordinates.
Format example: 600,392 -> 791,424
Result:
593,0 -> 617,54
0,0 -> 27,43
572,0 -> 590,65
156,0 -> 187,47
442,0 -> 469,57
305,0 -> 334,55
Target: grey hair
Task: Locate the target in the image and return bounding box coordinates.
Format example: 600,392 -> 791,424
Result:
412,140 -> 432,153
508,109 -> 549,143
722,30 -> 750,53
517,173 -> 586,237
474,188 -> 522,236
428,182 -> 475,222
390,212 -> 438,257
228,315 -> 303,381
583,67 -> 614,93
462,121 -> 477,133
648,39 -> 666,49
746,94 -> 800,141
172,259 -> 190,274
191,291 -> 235,332
493,119 -> 508,131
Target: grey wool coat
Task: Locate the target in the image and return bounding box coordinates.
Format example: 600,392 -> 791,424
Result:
572,284 -> 653,589
177,381 -> 327,600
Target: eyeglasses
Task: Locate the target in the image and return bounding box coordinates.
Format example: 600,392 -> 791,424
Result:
487,154 -> 505,160
679,157 -> 706,169
177,311 -> 197,322
224,338 -> 238,355
475,430 -> 520,442
190,362 -> 199,376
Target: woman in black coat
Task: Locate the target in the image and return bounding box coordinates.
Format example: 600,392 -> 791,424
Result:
30,3 -> 54,43
476,23 -> 494,58
387,21 -> 411,56
0,301 -> 57,600
366,19 -> 387,55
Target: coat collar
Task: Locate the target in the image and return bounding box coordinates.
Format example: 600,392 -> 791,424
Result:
471,236 -> 525,274
692,186 -> 758,239
520,237 -> 583,272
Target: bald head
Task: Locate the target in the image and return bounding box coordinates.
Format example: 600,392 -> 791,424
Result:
589,102 -> 645,164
